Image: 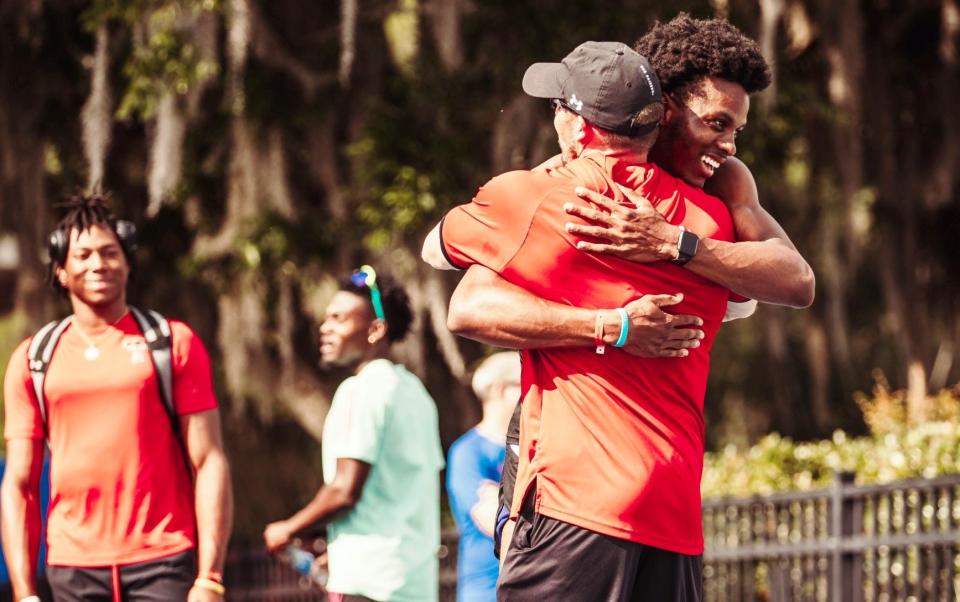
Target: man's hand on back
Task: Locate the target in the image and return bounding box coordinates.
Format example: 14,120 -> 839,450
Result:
619,294 -> 704,358
563,186 -> 680,262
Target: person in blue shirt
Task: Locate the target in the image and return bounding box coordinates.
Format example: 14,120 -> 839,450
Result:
446,352 -> 520,602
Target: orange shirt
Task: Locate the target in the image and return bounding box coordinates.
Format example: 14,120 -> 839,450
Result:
441,153 -> 736,554
3,314 -> 217,566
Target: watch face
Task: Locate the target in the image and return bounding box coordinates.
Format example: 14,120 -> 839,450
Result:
677,230 -> 699,263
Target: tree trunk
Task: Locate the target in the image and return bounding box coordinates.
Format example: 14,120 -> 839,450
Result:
0,5 -> 55,332
81,24 -> 112,193
428,0 -> 464,72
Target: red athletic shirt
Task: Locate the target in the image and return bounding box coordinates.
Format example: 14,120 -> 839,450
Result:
441,152 -> 736,554
3,313 -> 218,566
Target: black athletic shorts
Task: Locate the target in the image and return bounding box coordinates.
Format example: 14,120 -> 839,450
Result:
497,495 -> 703,602
46,549 -> 195,602
494,400 -> 522,557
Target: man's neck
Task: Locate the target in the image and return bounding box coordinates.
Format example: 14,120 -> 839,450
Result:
476,403 -> 513,442
646,135 -> 696,185
353,348 -> 390,375
647,143 -> 670,173
578,144 -> 648,166
475,419 -> 506,443
70,297 -> 128,332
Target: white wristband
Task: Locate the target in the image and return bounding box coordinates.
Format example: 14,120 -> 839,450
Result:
20,596 -> 42,602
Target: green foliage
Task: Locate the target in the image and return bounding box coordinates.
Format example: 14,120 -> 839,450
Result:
84,1 -> 221,121
702,385 -> 960,499
116,29 -> 217,120
83,0 -> 221,29
178,209 -> 334,302
354,157 -> 438,252
44,144 -> 64,176
855,371 -> 960,432
383,0 -> 419,75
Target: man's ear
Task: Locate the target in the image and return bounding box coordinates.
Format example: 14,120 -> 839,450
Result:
367,319 -> 388,344
56,265 -> 68,289
662,95 -> 679,123
574,115 -> 594,146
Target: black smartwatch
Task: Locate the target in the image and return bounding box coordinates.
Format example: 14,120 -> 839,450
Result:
673,226 -> 699,265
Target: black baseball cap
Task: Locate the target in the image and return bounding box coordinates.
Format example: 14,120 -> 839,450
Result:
522,41 -> 662,136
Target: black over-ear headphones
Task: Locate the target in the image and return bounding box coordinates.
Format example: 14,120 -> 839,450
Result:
48,220 -> 138,265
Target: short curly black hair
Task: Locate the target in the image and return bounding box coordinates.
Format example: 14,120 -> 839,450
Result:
634,13 -> 771,102
340,271 -> 414,342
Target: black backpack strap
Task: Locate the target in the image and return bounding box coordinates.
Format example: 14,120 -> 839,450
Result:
130,307 -> 176,431
27,317 -> 73,435
129,306 -> 194,477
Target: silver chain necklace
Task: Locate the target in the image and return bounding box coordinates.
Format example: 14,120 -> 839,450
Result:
71,310 -> 129,361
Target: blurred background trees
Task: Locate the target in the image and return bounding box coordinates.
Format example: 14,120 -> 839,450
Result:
0,0 -> 958,536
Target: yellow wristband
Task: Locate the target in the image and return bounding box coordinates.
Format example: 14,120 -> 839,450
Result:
194,577 -> 226,595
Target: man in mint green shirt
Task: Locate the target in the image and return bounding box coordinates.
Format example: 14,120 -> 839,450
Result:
264,267 -> 444,602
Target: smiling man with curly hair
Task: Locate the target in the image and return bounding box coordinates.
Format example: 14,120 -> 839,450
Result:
636,12 -> 773,188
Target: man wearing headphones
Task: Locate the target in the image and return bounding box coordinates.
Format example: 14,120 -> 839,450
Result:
1,193 -> 233,601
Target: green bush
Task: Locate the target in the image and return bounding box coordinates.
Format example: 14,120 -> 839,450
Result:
702,383 -> 960,499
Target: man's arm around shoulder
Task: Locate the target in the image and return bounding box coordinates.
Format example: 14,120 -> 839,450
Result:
700,158 -> 815,307
447,265 -> 704,357
566,158 -> 815,307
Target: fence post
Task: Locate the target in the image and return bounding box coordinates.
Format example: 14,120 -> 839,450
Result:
830,471 -> 857,602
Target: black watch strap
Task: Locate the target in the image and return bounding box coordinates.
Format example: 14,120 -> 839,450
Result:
673,226 -> 699,265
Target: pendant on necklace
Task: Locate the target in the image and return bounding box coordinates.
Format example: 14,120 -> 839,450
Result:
84,346 -> 100,361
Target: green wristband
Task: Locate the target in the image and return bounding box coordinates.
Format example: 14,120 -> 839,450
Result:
613,308 -> 629,347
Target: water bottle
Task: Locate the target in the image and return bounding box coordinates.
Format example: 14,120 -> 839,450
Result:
284,544 -> 316,575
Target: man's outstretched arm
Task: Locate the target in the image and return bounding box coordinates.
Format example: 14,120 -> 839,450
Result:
263,458 -> 372,552
565,158 -> 815,308
446,265 -> 704,358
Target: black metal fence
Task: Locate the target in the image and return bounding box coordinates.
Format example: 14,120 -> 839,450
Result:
224,474 -> 960,601
703,473 -> 960,601
223,530 -> 459,601
223,543 -> 326,602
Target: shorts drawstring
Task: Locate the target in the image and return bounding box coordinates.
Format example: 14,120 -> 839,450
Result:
111,564 -> 121,602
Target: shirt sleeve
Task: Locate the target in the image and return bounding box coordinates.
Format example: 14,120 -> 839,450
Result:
440,170 -> 544,273
446,437 -> 484,531
336,379 -> 391,465
723,296 -> 758,322
3,338 -> 44,440
170,321 -> 219,415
